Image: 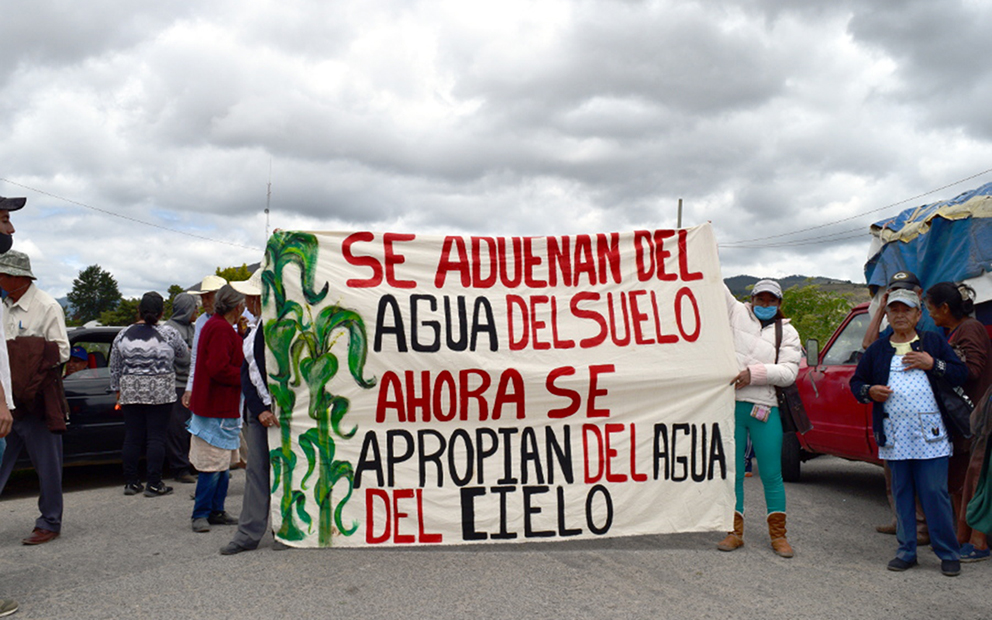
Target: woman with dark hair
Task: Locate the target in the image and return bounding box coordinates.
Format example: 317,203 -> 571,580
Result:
717,279 -> 801,557
188,284 -> 246,533
926,282 -> 992,562
109,291 -> 189,496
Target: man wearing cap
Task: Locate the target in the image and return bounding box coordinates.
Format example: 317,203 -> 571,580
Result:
0,247 -> 70,546
0,196 -> 24,616
64,345 -> 89,378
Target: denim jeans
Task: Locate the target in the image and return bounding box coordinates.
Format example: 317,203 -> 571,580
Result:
889,457 -> 960,561
192,470 -> 230,519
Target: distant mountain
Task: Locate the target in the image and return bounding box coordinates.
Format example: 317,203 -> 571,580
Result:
724,274 -> 871,301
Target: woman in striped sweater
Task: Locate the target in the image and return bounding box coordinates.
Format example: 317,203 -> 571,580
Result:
109,292 -> 189,497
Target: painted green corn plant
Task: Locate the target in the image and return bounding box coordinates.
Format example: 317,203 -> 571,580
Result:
262,231 -> 376,545
297,305 -> 376,545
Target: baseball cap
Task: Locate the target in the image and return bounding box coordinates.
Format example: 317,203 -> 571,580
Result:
751,279 -> 783,299
887,270 -> 921,291
0,196 -> 26,211
886,289 -> 920,309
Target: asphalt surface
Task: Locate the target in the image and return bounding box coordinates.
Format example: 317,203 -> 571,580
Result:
0,457 -> 988,619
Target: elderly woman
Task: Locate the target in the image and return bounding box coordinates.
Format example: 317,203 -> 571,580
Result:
110,292 -> 188,497
851,289 -> 968,576
188,285 -> 246,533
717,279 -> 801,557
925,282 -> 992,562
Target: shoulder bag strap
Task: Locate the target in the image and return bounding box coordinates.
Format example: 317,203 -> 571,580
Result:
774,318 -> 782,364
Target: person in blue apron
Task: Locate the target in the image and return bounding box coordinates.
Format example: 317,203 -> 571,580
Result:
851,289 -> 968,576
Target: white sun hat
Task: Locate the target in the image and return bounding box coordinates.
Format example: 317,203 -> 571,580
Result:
188,274 -> 227,295
230,269 -> 262,297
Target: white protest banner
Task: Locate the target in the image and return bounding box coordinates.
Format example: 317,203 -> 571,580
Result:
261,223 -> 738,547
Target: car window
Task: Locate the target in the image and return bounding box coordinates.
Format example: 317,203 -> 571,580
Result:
64,368 -> 110,381
65,340 -> 112,379
821,313 -> 871,366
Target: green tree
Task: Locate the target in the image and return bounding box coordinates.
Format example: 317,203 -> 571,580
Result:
780,283 -> 855,346
163,284 -> 185,319
66,265 -> 122,325
99,297 -> 140,326
216,264 -> 251,282
739,280 -> 856,347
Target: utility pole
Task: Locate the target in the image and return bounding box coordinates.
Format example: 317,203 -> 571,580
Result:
677,198 -> 683,228
265,159 -> 272,240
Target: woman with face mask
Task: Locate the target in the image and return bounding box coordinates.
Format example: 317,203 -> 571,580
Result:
716,279 -> 801,558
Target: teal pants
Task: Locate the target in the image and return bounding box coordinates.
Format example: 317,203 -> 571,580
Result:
735,400 -> 786,514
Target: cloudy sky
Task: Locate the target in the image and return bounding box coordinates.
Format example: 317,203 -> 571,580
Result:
2,0 -> 991,299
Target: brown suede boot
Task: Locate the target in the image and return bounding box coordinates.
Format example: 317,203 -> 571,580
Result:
767,512 -> 794,558
717,512 -> 744,551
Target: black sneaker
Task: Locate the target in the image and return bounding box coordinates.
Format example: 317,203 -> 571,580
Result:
941,559 -> 961,577
208,511 -> 239,525
219,541 -> 255,555
887,557 -> 917,572
124,482 -> 144,496
144,482 -> 174,497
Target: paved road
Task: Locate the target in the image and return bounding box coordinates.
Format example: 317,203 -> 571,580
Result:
0,457 -> 987,619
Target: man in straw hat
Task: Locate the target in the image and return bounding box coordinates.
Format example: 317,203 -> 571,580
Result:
221,269 -> 285,554
230,269 -> 262,330
0,227 -> 70,551
228,271 -> 263,468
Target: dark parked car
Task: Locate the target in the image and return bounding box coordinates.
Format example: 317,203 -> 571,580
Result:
14,326 -> 125,469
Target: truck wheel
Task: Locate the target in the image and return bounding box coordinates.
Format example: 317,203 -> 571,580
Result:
781,432 -> 801,482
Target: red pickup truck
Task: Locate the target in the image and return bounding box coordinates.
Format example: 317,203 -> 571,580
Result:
784,302 -> 880,481
788,298 -> 992,480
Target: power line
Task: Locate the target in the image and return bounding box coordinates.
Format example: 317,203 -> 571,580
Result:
0,177 -> 263,252
723,225 -> 867,248
721,165 -> 992,247
723,231 -> 868,249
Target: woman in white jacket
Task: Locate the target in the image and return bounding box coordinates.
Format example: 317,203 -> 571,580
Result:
717,279 -> 801,558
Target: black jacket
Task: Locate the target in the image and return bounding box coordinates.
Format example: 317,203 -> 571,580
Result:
240,324 -> 269,420
850,330 -> 967,448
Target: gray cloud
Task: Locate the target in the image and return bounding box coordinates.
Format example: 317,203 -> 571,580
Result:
2,0 -> 991,299
847,1 -> 992,137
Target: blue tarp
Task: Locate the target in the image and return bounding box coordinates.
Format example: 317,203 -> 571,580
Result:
864,181 -> 992,292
